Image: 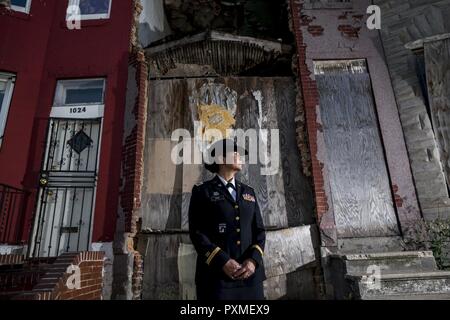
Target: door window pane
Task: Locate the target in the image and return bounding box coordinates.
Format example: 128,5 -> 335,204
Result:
79,0 -> 110,15
54,79 -> 105,106
65,87 -> 104,105
11,0 -> 28,7
11,0 -> 31,13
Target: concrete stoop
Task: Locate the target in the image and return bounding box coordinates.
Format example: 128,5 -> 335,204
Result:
328,251 -> 450,300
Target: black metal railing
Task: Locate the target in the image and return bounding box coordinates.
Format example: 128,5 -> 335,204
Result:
0,184 -> 29,244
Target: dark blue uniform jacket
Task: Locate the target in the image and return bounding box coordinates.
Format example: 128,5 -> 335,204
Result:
188,175 -> 266,289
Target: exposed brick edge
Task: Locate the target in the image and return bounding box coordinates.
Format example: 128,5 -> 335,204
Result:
13,251 -> 104,300
121,2 -> 147,235
290,0 -> 329,221
116,0 -> 147,299
0,254 -> 24,266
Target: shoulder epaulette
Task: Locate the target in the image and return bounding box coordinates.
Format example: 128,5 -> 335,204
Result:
240,181 -> 254,190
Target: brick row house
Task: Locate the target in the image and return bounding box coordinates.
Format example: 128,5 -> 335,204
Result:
1,0 -> 450,300
0,0 -> 135,299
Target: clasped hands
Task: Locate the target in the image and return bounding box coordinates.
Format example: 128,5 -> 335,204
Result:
223,259 -> 256,280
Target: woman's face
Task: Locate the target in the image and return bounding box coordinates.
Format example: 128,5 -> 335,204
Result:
220,151 -> 243,171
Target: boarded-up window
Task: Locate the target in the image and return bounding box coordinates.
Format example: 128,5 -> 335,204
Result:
314,59 -> 399,238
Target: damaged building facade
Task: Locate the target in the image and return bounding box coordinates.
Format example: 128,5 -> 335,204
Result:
117,0 -> 322,300
1,0 -> 450,300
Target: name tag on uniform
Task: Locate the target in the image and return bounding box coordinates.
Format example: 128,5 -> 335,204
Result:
218,223 -> 227,233
243,193 -> 256,202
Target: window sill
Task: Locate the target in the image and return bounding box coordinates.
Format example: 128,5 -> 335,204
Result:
0,7 -> 31,21
61,18 -> 110,29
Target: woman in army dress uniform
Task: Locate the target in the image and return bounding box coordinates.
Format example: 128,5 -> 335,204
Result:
188,139 -> 266,300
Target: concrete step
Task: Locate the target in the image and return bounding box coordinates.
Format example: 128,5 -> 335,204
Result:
368,293 -> 450,300
331,251 -> 438,276
346,271 -> 450,300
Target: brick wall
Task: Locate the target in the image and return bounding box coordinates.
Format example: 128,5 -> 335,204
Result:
0,258 -> 45,299
120,1 -> 147,236
112,0 -> 147,300
120,49 -> 148,235
0,254 -> 24,266
13,252 -> 105,300
289,0 -> 329,226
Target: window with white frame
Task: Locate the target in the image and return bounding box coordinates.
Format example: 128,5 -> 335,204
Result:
51,78 -> 106,119
11,0 -> 32,13
67,0 -> 112,21
0,73 -> 15,147
54,79 -> 105,106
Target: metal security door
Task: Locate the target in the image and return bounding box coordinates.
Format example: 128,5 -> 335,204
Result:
30,118 -> 102,257
314,60 -> 399,238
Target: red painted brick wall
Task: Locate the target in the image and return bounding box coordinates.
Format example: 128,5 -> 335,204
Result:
0,0 -> 135,245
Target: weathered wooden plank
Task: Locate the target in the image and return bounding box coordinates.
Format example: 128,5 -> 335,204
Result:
263,225 -> 316,279
147,80 -> 187,139
139,233 -> 190,300
315,61 -> 399,238
425,38 -> 450,192
146,31 -> 288,77
178,243 -> 197,300
139,226 -> 317,300
263,268 -> 318,300
142,77 -> 314,231
274,78 -> 315,226
141,138 -> 183,230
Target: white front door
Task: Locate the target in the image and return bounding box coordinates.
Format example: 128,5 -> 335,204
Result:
29,79 -> 105,257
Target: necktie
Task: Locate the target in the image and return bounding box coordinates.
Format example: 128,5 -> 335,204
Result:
226,182 -> 236,191
226,182 -> 237,201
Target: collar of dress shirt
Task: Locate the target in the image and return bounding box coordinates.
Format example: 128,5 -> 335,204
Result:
217,174 -> 235,188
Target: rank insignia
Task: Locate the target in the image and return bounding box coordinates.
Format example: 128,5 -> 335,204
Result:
243,193 -> 256,202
